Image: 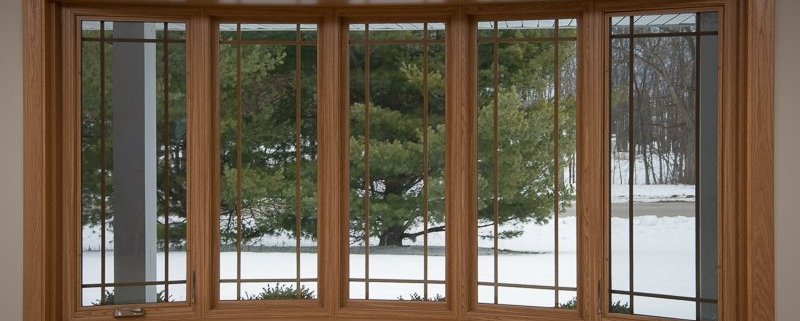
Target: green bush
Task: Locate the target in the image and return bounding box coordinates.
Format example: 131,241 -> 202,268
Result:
92,289 -> 173,306
244,284 -> 316,300
397,293 -> 446,302
610,300 -> 633,314
558,297 -> 633,314
558,297 -> 577,309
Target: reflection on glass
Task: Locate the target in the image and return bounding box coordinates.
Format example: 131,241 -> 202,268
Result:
80,21 -> 188,306
218,23 -> 318,301
348,23 -> 446,301
609,12 -> 718,320
475,19 -> 578,308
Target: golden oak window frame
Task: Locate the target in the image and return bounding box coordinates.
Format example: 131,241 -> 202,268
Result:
23,1 -> 775,321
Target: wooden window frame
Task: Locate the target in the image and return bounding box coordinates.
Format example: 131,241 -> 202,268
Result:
22,1 -> 774,321
463,4 -> 588,321
204,8 -> 335,320
60,6 -> 202,319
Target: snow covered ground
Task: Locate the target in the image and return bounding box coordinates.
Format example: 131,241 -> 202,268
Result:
82,206 -> 700,319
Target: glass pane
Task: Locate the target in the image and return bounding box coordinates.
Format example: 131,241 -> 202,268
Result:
700,12 -> 719,32
477,21 -> 495,41
609,13 -> 718,320
610,16 -> 630,36
476,19 -> 578,308
367,23 -> 426,41
633,14 -> 697,34
348,22 -> 446,301
498,20 -> 556,39
609,36 -> 631,294
81,20 -> 188,306
218,24 -> 319,301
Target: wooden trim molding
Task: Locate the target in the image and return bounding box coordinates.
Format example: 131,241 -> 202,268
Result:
22,1 -> 776,321
23,1 -> 47,321
24,1 -> 62,321
742,0 -> 775,321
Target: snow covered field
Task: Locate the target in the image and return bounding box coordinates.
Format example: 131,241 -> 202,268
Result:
82,209 -> 699,319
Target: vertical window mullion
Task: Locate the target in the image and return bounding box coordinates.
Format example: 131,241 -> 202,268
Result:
553,19 -> 561,307
694,13 -> 702,320
295,23 -> 304,301
99,20 -> 108,304
491,20 -> 500,306
162,21 -> 172,301
422,22 -> 430,301
235,23 -> 243,301
363,23 -> 371,301
627,15 -> 635,314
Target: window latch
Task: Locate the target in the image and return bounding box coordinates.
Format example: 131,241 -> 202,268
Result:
113,307 -> 144,318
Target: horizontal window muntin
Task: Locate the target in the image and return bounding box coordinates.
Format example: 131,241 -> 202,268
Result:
217,22 -> 320,302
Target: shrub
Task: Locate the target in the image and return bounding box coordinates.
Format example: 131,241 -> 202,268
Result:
558,297 -> 633,314
244,284 -> 316,300
610,300 -> 633,314
397,293 -> 446,302
558,297 -> 577,309
92,289 -> 172,306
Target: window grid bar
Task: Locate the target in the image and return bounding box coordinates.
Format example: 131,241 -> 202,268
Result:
348,39 -> 445,45
294,23 -> 303,300
478,282 -> 577,292
235,22 -> 244,301
363,23 -> 372,301
627,15 -> 636,314
422,22 -> 431,301
81,37 -> 187,44
221,278 -> 318,284
477,36 -> 577,44
350,278 -> 445,285
609,31 -> 717,39
693,13 -> 702,321
553,19 -> 561,307
83,280 -> 187,288
98,20 -> 108,304
219,40 -> 316,46
491,20 -> 500,306
162,21 -> 172,300
607,17 -> 614,312
609,290 -> 718,304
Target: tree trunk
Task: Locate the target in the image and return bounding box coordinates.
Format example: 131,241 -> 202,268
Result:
378,224 -> 406,246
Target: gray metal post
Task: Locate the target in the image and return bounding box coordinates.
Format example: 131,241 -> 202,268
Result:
111,22 -> 158,304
